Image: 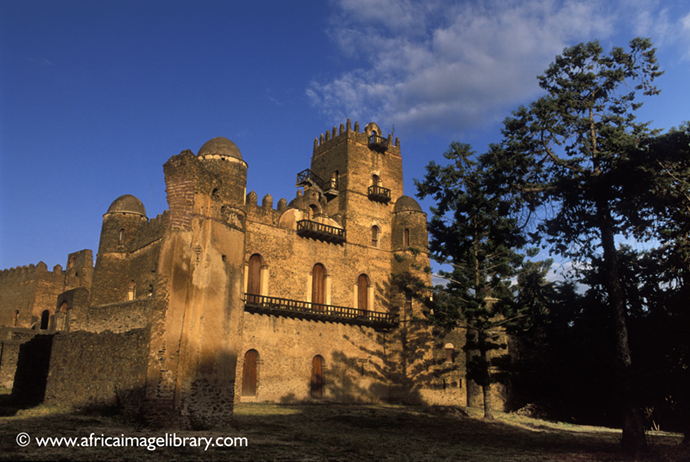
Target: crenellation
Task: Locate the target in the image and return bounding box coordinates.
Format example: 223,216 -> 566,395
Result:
247,190 -> 258,206
262,193 -> 273,209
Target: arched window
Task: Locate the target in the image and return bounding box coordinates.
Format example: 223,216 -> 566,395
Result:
404,228 -> 410,247
13,310 -> 19,327
242,349 -> 259,397
357,274 -> 369,315
311,355 -> 324,399
308,204 -> 318,220
127,280 -> 136,301
445,343 -> 455,363
247,254 -> 262,304
40,310 -> 50,330
371,225 -> 380,247
312,263 -> 326,310
119,229 -> 125,245
330,170 -> 339,189
372,174 -> 381,187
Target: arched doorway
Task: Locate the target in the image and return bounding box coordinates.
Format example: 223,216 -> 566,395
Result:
311,355 -> 324,399
312,263 -> 326,310
247,254 -> 262,304
40,310 -> 50,330
242,349 -> 258,396
357,274 -> 369,316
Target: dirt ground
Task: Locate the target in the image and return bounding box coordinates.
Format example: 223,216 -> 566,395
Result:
0,401 -> 687,461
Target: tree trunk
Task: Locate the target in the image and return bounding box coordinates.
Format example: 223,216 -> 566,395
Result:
598,202 -> 647,454
482,382 -> 494,420
478,331 -> 494,420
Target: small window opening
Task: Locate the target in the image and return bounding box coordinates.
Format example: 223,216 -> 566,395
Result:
119,228 -> 125,245
445,343 -> 455,363
40,310 -> 50,330
128,280 -> 136,301
308,204 -> 318,220
371,225 -> 380,247
404,228 -> 410,247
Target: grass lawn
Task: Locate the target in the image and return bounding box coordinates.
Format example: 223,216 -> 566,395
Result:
0,398 -> 686,461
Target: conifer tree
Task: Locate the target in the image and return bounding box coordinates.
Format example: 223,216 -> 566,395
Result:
494,38 -> 662,453
417,142 -> 546,419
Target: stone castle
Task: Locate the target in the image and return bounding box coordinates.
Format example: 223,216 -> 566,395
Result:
0,120 -> 497,428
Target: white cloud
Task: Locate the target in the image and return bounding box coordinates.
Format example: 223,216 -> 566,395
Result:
309,0 -> 690,134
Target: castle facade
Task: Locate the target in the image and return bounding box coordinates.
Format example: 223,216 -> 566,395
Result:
0,121 -> 479,428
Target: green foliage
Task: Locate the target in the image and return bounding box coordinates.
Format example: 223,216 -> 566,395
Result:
417,141 -> 553,419
493,37 -> 688,451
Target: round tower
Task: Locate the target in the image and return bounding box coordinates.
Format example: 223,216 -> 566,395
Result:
391,195 -> 428,252
98,194 -> 148,254
197,137 -> 248,206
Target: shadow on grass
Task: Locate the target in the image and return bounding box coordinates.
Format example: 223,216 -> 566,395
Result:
0,402 -> 686,462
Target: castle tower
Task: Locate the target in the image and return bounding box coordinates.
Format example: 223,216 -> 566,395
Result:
302,120 -> 403,251
90,194 -> 148,306
145,138 -> 247,428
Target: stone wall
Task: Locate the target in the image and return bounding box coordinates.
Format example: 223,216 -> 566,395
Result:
43,329 -> 150,409
0,263 -> 65,327
80,299 -> 153,333
0,328 -> 40,389
237,312 -> 389,403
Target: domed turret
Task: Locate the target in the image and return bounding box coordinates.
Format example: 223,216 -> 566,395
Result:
198,137 -> 243,161
392,195 -> 427,251
393,195 -> 422,213
106,194 -> 147,218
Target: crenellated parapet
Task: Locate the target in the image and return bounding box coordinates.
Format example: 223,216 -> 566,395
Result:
0,261 -> 61,281
244,191 -> 288,226
312,119 -> 401,158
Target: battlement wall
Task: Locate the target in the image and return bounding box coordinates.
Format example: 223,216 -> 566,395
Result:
0,262 -> 67,328
313,119 -> 401,158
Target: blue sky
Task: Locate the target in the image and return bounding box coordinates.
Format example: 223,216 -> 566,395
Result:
1,0 -> 689,277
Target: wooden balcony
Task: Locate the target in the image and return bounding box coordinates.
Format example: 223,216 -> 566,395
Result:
296,168 -> 338,199
296,168 -> 326,190
368,185 -> 391,203
296,220 -> 346,244
368,134 -> 389,152
244,294 -> 398,329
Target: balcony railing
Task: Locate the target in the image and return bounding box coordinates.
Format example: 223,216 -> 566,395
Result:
296,169 -> 326,189
368,134 -> 389,152
297,220 -> 346,244
296,168 -> 339,199
368,185 -> 391,203
244,293 -> 398,329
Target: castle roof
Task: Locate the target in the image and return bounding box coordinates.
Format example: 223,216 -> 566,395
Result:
198,137 -> 243,160
106,194 -> 147,217
393,195 -> 423,213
